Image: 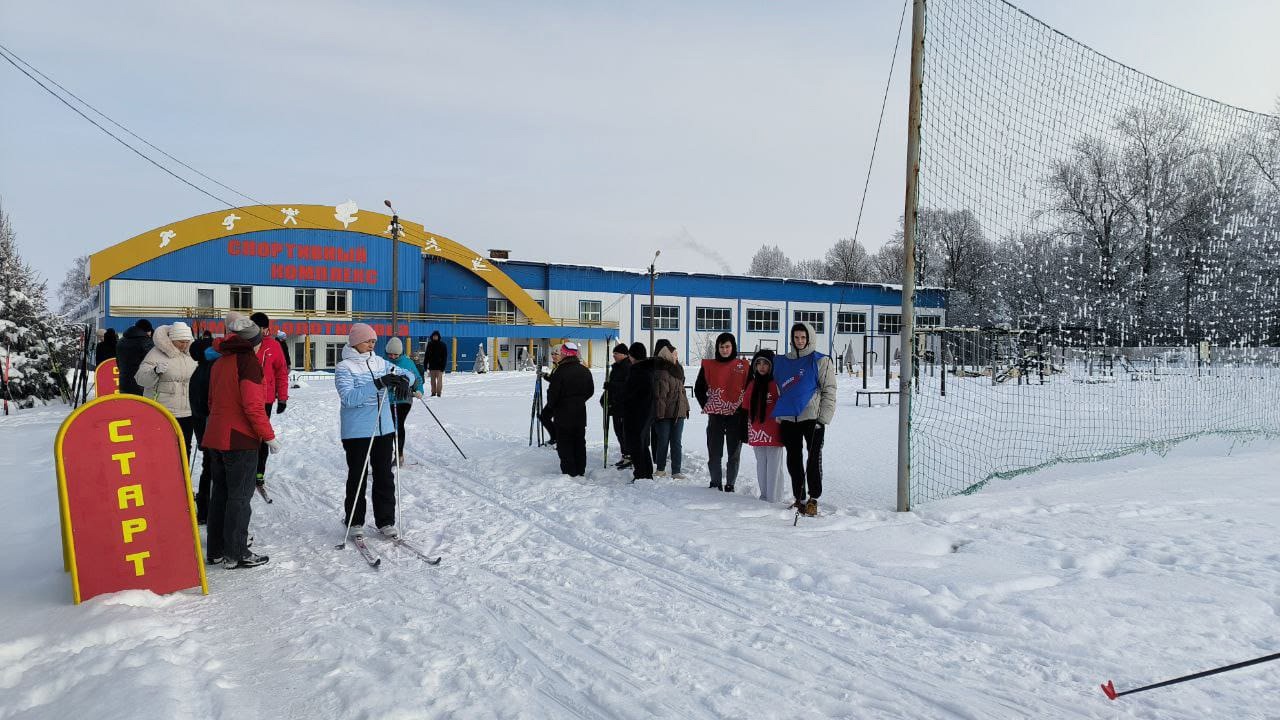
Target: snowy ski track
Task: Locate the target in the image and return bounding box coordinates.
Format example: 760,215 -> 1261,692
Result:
2,370 -> 1278,719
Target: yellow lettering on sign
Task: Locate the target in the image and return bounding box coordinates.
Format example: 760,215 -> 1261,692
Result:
124,551 -> 151,576
117,484 -> 144,509
108,419 -> 134,442
111,451 -> 137,475
121,517 -> 147,543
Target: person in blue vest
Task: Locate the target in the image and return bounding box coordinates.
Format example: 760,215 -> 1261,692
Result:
384,337 -> 424,467
772,322 -> 837,516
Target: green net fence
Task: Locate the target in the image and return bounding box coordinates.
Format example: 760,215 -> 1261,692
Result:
907,0 -> 1280,504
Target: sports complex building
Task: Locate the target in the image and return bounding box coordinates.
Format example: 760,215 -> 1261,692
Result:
86,203 -> 947,371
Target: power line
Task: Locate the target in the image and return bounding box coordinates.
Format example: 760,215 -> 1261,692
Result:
0,43 -> 245,213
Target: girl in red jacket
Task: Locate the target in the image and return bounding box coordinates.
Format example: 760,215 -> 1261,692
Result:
743,349 -> 786,503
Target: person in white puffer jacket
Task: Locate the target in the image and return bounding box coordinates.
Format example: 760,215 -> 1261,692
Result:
138,322 -> 199,453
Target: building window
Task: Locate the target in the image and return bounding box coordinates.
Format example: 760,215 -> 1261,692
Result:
837,311 -> 867,334
230,285 -> 253,311
695,306 -> 732,332
197,288 -> 214,309
324,343 -> 343,368
916,314 -> 942,329
489,298 -> 515,323
793,310 -> 825,334
294,288 -> 316,312
326,290 -> 348,313
641,305 -> 680,331
293,341 -> 315,370
579,300 -> 602,324
746,308 -> 779,333
877,313 -> 902,335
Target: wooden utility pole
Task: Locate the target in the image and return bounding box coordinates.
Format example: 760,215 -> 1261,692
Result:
896,0 -> 926,513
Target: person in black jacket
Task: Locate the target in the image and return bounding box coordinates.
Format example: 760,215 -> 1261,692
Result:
425,330 -> 448,396
601,343 -> 632,468
546,342 -> 594,476
94,328 -> 118,368
188,332 -> 218,523
622,341 -> 657,481
116,319 -> 154,395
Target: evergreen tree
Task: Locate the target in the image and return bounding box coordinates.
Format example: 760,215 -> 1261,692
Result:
0,203 -> 78,407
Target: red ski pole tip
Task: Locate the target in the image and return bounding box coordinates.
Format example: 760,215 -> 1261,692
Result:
1101,681 -> 1117,700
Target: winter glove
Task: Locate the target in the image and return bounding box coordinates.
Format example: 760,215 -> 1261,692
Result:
275,400 -> 287,414
154,362 -> 168,375
266,438 -> 282,454
373,372 -> 404,390
812,423 -> 826,450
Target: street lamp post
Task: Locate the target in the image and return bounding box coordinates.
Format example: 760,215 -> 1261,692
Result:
385,200 -> 401,338
647,251 -> 660,351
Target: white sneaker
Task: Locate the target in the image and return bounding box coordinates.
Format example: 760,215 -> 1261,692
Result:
378,525 -> 400,540
654,470 -> 669,477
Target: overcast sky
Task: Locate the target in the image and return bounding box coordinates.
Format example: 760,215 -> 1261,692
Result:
2,0 -> 1278,290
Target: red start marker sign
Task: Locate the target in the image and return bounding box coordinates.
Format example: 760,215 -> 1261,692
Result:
94,358 -> 120,397
55,394 -> 208,604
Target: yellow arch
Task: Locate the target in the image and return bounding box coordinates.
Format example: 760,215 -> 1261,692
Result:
88,204 -> 555,325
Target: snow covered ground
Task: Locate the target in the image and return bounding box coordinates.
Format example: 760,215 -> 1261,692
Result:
2,369 -> 1278,719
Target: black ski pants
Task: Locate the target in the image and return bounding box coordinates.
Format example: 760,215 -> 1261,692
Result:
256,403 -> 274,479
780,419 -> 824,502
342,433 -> 397,529
392,401 -> 412,456
555,418 -> 588,476
191,416 -> 211,522
610,415 -> 627,460
706,413 -> 743,487
628,420 -> 654,480
206,448 -> 257,562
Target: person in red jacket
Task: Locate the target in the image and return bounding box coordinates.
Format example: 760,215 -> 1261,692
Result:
204,317 -> 279,569
250,312 -> 289,488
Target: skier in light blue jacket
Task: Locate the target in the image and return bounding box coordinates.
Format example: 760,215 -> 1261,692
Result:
335,323 -> 413,539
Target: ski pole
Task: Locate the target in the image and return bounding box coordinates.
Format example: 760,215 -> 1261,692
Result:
529,372 -> 539,446
390,399 -> 400,517
1102,651 -> 1280,700
338,388 -> 387,549
417,395 -> 466,459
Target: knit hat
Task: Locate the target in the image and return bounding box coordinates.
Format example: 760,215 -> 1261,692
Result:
629,341 -> 647,361
169,322 -> 194,342
653,339 -> 674,357
613,343 -> 629,355
275,330 -> 286,340
225,310 -> 244,327
135,318 -> 153,333
348,323 -> 377,346
228,316 -> 262,345
249,312 -> 270,329
385,337 -> 404,355
560,342 -> 579,357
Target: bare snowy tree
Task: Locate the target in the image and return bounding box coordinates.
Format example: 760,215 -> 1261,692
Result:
746,245 -> 792,277
868,239 -> 904,284
822,237 -> 871,282
57,255 -> 92,316
790,258 -> 826,280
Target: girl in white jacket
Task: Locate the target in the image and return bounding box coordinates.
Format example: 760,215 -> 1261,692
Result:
138,322 -> 199,452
